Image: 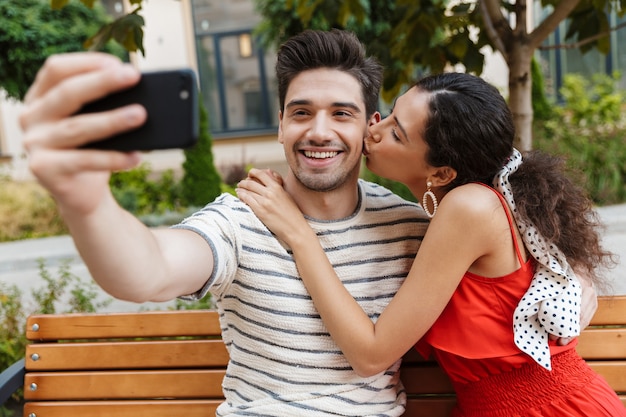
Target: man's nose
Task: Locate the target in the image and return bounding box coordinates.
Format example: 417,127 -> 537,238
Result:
306,114 -> 333,141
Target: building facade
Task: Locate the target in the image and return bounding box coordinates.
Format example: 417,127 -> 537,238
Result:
1,1 -> 624,180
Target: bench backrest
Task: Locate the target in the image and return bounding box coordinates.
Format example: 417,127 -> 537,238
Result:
22,295 -> 626,416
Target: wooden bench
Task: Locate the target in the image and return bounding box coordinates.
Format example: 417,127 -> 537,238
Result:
1,295 -> 624,416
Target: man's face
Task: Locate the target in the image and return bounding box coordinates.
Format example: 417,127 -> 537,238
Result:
278,68 -> 371,192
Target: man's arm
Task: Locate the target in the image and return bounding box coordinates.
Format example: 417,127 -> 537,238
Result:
20,53 -> 213,302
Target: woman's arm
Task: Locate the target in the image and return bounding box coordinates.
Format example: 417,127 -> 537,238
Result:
237,169 -> 496,376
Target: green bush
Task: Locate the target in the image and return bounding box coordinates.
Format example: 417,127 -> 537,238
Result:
32,258 -> 112,314
531,57 -> 554,121
0,0 -> 125,101
534,72 -> 626,206
0,179 -> 67,242
110,163 -> 184,216
0,283 -> 26,371
0,258 -> 112,412
181,100 -> 223,207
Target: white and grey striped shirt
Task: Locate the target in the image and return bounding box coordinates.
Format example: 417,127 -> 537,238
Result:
175,180 -> 429,416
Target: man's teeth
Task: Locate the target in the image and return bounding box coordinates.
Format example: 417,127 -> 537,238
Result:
304,151 -> 338,159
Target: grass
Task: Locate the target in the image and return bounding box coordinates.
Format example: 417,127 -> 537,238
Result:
0,178 -> 67,242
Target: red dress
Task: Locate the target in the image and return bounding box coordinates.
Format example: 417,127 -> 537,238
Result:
416,187 -> 626,417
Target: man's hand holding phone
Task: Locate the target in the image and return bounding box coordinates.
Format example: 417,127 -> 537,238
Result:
78,68 -> 199,151
20,53 -> 159,217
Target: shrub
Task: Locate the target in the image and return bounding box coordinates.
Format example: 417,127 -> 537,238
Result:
0,178 -> 67,242
181,101 -> 223,207
32,258 -> 112,314
0,0 -> 125,101
534,72 -> 626,205
109,163 -> 184,216
0,258 -> 112,412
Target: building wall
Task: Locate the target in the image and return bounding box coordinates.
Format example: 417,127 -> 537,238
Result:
3,0 -> 522,181
0,0 -> 285,181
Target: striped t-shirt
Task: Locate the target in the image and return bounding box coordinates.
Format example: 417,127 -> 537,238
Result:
174,180 -> 429,416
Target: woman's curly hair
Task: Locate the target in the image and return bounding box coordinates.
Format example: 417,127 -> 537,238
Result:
510,151 -> 616,289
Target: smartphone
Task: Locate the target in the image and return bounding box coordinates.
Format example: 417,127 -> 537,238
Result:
78,68 -> 199,151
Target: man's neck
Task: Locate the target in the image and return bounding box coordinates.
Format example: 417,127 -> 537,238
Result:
284,176 -> 360,221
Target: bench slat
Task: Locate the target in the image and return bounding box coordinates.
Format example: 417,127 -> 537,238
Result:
589,295 -> 626,326
26,340 -> 229,370
23,370 -> 226,400
577,328 -> 626,359
404,397 -> 456,417
24,400 -> 220,417
13,294 -> 624,417
400,366 -> 454,394
587,361 -> 626,392
26,310 -> 221,340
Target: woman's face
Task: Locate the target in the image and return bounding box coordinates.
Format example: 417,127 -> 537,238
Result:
363,87 -> 434,190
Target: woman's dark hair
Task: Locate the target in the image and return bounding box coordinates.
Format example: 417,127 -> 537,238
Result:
275,29 -> 383,118
416,72 -> 615,287
416,72 -> 514,189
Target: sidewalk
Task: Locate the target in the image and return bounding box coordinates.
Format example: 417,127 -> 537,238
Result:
0,235 -> 176,312
595,203 -> 626,294
1,204 -> 625,313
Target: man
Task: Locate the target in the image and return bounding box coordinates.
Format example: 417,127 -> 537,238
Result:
21,29 -> 429,415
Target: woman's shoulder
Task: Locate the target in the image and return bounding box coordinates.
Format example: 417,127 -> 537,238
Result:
441,183 -> 504,216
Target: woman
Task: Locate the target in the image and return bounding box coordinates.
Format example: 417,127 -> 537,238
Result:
236,72 -> 623,416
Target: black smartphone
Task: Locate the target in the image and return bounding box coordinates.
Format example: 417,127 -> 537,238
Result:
78,68 -> 199,151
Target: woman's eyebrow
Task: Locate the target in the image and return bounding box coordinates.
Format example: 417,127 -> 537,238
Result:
394,115 -> 409,140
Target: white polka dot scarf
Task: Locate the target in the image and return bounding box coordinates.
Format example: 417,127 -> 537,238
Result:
492,148 -> 581,371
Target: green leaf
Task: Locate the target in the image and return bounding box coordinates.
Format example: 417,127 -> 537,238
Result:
79,0 -> 96,8
50,0 -> 70,10
84,23 -> 113,50
111,11 -> 146,54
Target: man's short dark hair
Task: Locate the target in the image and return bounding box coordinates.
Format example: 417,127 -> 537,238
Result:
276,29 -> 383,118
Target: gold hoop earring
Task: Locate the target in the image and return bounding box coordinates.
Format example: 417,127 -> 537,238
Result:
422,181 -> 438,218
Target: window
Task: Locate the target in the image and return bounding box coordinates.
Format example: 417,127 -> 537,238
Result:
191,0 -> 278,137
535,5 -> 626,100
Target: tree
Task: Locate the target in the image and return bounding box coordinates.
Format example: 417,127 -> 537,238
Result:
0,0 -> 124,101
12,0 -> 224,210
253,0 -> 626,151
50,0 -> 145,54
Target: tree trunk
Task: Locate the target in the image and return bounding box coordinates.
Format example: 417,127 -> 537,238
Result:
507,44 -> 534,151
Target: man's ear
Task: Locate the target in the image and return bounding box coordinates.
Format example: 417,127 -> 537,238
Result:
430,166 -> 457,188
278,110 -> 284,144
368,111 -> 381,126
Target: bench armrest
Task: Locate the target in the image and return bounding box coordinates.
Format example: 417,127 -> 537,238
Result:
0,359 -> 25,405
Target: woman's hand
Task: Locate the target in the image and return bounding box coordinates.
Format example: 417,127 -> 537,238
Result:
236,168 -> 310,244
550,270 -> 598,346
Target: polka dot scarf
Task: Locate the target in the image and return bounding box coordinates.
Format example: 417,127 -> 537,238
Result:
492,148 -> 581,371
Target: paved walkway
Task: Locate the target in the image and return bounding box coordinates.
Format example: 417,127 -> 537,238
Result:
1,204 -> 625,313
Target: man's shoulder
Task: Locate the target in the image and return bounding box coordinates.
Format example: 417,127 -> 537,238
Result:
204,192 -> 248,210
359,179 -> 424,212
181,192 -> 253,224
